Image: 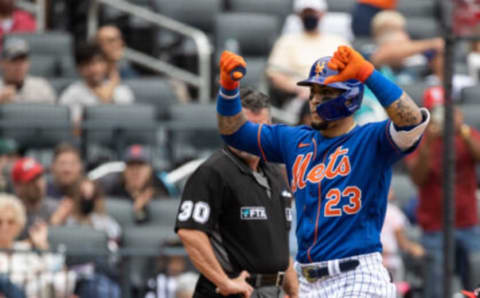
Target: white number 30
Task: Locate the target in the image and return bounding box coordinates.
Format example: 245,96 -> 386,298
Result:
178,200 -> 210,224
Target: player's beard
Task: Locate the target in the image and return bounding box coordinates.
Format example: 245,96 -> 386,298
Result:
311,120 -> 330,131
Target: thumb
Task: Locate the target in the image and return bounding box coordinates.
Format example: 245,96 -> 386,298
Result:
239,271 -> 250,280
323,75 -> 342,85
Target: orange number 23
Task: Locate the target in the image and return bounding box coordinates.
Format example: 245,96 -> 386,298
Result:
324,186 -> 362,217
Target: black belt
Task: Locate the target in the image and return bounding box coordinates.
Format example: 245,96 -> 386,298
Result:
301,259 -> 360,283
246,272 -> 285,288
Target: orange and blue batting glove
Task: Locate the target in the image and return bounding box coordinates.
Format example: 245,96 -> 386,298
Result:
326,45 -> 402,108
219,50 -> 247,90
324,45 -> 374,84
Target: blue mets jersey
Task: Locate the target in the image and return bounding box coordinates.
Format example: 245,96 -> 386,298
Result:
226,119 -> 415,263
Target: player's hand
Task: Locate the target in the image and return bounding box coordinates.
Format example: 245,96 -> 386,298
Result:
219,50 -> 247,90
216,271 -> 253,298
324,45 -> 374,84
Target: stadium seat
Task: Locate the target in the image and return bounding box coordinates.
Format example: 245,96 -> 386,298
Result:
122,226 -> 179,289
165,103 -> 220,163
0,104 -> 73,149
326,0 -> 355,13
241,57 -> 267,89
28,56 -> 58,77
149,198 -> 181,227
461,85 -> 480,105
397,0 -> 438,18
406,17 -> 441,39
390,174 -> 418,210
82,104 -> 157,160
229,0 -> 292,20
48,226 -> 109,266
460,104 -> 480,130
215,13 -> 280,58
50,77 -> 77,97
124,77 -> 178,119
399,82 -> 430,106
105,198 -> 135,227
5,32 -> 73,57
5,32 -> 74,77
154,0 -> 221,34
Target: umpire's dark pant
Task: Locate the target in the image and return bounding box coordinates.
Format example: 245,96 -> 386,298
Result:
193,274 -> 282,298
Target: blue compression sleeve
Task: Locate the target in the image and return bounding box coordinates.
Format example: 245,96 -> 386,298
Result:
365,70 -> 403,108
216,87 -> 242,116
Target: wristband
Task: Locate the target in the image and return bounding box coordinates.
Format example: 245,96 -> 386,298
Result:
365,70 -> 403,108
217,87 -> 242,116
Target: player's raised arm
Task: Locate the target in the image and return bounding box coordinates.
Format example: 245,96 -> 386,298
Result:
216,51 -> 248,135
324,46 -> 425,128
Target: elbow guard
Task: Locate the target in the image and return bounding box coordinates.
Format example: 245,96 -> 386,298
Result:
390,108 -> 430,150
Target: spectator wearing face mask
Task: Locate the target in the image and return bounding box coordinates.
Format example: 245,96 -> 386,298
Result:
61,178 -> 121,298
266,0 -> 349,117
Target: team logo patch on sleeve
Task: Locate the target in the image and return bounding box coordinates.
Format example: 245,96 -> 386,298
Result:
241,207 -> 268,220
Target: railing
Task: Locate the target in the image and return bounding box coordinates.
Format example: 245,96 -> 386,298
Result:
87,0 -> 212,103
16,0 -> 46,32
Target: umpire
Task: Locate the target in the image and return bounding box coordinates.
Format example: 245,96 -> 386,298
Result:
175,88 -> 298,298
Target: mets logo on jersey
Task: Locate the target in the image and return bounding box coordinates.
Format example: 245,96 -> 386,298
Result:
290,146 -> 362,217
291,146 -> 351,192
241,207 -> 268,220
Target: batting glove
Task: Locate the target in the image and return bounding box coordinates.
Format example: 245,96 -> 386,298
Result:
219,51 -> 247,90
324,46 -> 374,84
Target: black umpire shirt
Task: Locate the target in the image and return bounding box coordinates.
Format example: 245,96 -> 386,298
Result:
175,147 -> 293,275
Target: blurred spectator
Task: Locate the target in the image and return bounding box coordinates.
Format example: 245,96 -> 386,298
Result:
175,272 -> 198,298
368,11 -> 443,73
0,137 -> 18,192
99,145 -> 169,224
61,178 -> 121,298
59,41 -> 134,125
145,253 -> 193,298
0,0 -> 35,42
381,188 -> 424,283
468,40 -> 480,82
405,87 -> 480,298
267,0 -> 349,115
282,0 -> 353,41
351,0 -> 395,37
63,178 -> 121,245
47,143 -> 84,200
95,25 -> 138,79
0,193 -> 75,298
425,41 -> 475,100
0,37 -> 56,104
0,274 -> 25,298
11,157 -> 59,239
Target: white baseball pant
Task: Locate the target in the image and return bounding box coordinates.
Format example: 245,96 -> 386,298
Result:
295,252 -> 396,298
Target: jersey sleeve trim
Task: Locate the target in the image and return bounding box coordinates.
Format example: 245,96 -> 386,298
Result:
384,120 -> 402,153
257,123 -> 268,162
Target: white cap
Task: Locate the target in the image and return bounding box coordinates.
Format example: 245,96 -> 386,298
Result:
294,0 -> 328,13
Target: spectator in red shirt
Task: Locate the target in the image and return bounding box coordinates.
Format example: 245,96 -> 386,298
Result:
0,0 -> 35,40
405,86 -> 480,298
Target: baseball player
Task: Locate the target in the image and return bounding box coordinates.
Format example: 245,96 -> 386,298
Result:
215,45 -> 430,297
